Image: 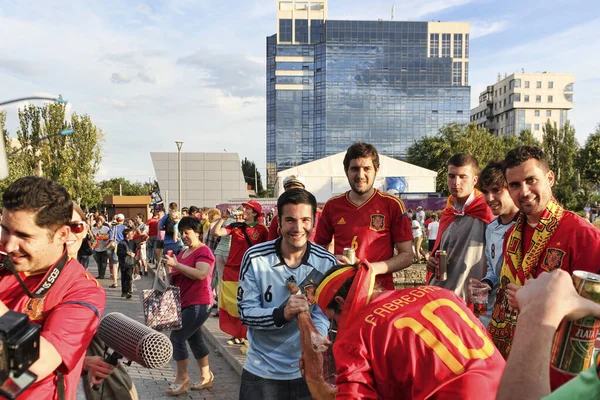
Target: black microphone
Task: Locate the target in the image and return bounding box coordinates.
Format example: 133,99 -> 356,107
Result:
97,312 -> 173,369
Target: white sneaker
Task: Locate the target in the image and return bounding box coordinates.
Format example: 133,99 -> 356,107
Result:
133,274 -> 141,281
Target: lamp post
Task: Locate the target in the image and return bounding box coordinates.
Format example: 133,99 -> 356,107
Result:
175,141 -> 183,208
0,96 -> 67,107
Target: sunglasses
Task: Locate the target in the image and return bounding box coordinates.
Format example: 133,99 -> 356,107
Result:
69,221 -> 86,234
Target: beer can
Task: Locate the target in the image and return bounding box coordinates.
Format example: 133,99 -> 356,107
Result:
435,250 -> 448,281
550,271 -> 600,375
166,250 -> 174,257
343,248 -> 356,264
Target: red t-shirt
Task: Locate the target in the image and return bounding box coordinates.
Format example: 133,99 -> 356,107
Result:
171,246 -> 215,308
225,223 -> 268,268
334,287 -> 505,400
267,211 -> 321,242
0,259 -> 106,400
147,217 -> 159,237
314,190 -> 413,289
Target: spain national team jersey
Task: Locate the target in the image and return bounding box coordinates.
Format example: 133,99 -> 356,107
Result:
314,189 -> 412,289
225,223 -> 269,268
334,287 -> 505,399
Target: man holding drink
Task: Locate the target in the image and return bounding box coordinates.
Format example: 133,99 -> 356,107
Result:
468,161 -> 519,327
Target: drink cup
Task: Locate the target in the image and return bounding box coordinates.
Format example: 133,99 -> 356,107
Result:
471,286 -> 490,317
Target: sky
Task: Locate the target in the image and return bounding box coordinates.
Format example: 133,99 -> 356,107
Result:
0,0 -> 597,182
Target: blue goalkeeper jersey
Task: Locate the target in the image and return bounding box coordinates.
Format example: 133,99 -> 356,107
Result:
238,238 -> 338,380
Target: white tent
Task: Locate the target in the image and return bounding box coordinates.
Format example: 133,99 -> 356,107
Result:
274,152 -> 438,203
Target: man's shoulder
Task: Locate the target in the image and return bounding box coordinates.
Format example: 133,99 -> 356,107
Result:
244,240 -> 278,259
374,190 -> 406,208
307,242 -> 338,267
51,261 -> 106,308
561,211 -> 600,238
322,192 -> 348,209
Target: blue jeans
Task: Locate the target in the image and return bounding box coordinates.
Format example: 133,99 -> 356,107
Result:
239,369 -> 311,400
146,236 -> 157,262
170,304 -> 211,360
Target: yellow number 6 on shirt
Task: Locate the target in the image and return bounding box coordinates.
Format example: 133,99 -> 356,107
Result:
393,299 -> 495,374
351,236 -> 359,250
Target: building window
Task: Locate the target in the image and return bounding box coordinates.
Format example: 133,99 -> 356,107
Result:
495,90 -> 498,97
524,81 -> 530,88
536,81 -> 542,88
548,95 -> 553,103
279,19 -> 292,42
509,94 -> 514,103
452,62 -> 462,86
536,95 -> 542,102
535,124 -> 540,131
524,95 -> 529,102
295,19 -> 308,43
430,34 -> 439,57
565,93 -> 573,102
503,99 -> 506,106
546,110 -> 552,117
548,81 -> 553,89
453,34 -> 463,58
514,93 -> 521,101
465,34 -> 469,58
442,34 -> 451,57
510,79 -> 521,89
535,110 -> 540,116
310,19 -> 324,43
465,62 -> 469,85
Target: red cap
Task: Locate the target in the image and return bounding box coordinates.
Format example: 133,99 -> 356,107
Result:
242,200 -> 262,216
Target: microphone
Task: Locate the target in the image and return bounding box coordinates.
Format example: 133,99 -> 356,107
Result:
97,312 -> 173,369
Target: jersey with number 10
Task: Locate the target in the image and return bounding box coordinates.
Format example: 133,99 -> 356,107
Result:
314,189 -> 412,289
334,286 -> 505,400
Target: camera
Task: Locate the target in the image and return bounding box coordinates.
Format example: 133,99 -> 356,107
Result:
0,311 -> 40,399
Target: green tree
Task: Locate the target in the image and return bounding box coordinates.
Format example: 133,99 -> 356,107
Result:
578,124 -> 600,187
98,178 -> 153,197
241,158 -> 264,195
542,120 -> 579,209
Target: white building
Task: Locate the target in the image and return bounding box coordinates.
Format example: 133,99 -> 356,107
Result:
471,71 -> 574,140
274,152 -> 437,203
150,152 -> 248,207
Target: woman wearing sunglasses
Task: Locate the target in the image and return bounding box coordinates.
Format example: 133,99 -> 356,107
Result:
68,205 -> 91,262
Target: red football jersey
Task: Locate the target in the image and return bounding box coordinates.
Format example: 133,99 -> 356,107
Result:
225,223 -> 269,268
334,287 -> 505,400
314,189 -> 412,289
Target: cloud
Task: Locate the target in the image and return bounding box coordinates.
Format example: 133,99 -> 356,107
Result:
177,50 -> 265,98
331,0 -> 474,20
0,58 -> 39,77
137,71 -> 157,84
470,20 -> 509,39
110,72 -> 131,84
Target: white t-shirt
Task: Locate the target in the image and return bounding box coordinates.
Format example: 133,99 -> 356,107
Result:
411,219 -> 422,238
427,221 -> 439,240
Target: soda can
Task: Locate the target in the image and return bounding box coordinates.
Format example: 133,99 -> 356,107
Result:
435,250 -> 448,281
550,271 -> 600,375
343,248 -> 356,264
166,250 -> 174,258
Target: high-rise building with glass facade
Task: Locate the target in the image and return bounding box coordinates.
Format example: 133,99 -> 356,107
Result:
267,0 -> 470,186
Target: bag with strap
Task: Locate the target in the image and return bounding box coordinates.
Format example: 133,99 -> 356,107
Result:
107,225 -> 118,251
142,262 -> 182,331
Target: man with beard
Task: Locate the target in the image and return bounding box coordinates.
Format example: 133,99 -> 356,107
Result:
237,188 -> 337,400
488,146 -> 600,390
314,142 -> 413,290
468,161 -> 519,327
426,153 -> 494,300
0,176 -> 106,399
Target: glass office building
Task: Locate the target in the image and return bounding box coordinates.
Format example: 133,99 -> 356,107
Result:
267,1 -> 470,186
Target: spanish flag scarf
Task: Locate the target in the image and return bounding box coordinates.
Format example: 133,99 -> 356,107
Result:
488,198 -> 564,358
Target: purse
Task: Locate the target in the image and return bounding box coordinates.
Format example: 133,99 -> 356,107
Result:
142,262 -> 182,331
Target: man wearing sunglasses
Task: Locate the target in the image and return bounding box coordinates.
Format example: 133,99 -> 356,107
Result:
0,176 -> 106,399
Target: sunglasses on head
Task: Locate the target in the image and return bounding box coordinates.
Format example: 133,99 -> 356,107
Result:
69,221 -> 86,234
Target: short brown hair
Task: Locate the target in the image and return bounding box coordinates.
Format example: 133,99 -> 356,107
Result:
447,153 -> 479,174
343,142 -> 380,172
503,146 -> 549,173
207,208 -> 221,222
478,160 -> 506,191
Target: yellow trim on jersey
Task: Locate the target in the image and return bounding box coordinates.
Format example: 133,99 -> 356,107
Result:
378,190 -> 407,213
315,266 -> 355,306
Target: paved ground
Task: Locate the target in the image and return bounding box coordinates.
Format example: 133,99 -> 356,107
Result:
90,258 -> 241,399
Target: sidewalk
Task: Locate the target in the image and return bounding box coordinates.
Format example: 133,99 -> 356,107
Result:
89,257 -> 241,399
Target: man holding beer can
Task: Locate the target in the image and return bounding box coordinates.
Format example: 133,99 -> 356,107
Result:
314,142 -> 413,290
426,154 -> 494,300
488,146 -> 600,391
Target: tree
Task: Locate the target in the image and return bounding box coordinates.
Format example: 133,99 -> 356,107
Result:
578,124 -> 600,187
0,101 -> 104,208
98,178 -> 153,197
241,158 -> 264,195
542,120 -> 579,209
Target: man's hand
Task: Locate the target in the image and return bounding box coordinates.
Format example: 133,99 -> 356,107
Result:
426,255 -> 438,274
513,269 -> 600,328
284,294 -> 309,321
84,356 -> 116,385
335,254 -> 358,265
299,357 -> 305,378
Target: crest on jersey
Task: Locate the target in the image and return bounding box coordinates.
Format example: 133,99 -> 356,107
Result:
370,214 -> 385,231
250,230 -> 259,241
23,297 -> 45,321
543,248 -> 565,271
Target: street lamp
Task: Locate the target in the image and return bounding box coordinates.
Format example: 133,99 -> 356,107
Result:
175,141 -> 183,208
0,96 -> 67,107
7,129 -> 73,157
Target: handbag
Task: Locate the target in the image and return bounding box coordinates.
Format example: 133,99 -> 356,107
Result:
142,262 -> 182,331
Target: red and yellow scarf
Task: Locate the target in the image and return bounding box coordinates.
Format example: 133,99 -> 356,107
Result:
488,198 -> 564,358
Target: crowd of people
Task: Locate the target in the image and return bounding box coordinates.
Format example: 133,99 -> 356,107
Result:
0,141 -> 599,399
